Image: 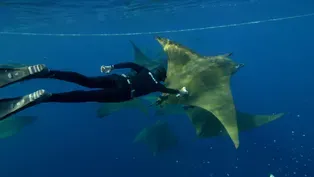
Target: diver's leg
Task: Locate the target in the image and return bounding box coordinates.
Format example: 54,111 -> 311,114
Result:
0,89 -> 50,121
0,88 -> 130,121
0,64 -> 48,88
48,70 -> 117,88
45,89 -> 129,103
0,64 -> 117,88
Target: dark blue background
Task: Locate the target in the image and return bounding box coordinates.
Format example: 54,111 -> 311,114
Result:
0,0 -> 313,177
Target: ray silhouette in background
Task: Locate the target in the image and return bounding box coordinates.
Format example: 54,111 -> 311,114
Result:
96,98 -> 150,118
133,120 -> 178,156
184,106 -> 284,138
152,104 -> 284,139
0,115 -> 36,138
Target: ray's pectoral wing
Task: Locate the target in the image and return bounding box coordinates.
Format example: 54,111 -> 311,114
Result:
165,60 -> 184,85
131,41 -> 150,65
133,128 -> 148,143
185,106 -> 226,138
191,75 -> 239,148
164,46 -> 195,82
163,60 -> 193,100
237,112 -> 285,131
131,40 -> 161,70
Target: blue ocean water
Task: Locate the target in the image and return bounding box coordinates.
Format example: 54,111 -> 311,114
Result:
0,0 -> 314,177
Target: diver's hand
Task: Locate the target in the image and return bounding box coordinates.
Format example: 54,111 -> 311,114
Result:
149,98 -> 163,107
176,87 -> 188,97
154,98 -> 163,107
100,65 -> 113,73
150,94 -> 169,107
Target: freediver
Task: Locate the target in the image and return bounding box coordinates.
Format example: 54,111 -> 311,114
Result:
0,62 -> 188,120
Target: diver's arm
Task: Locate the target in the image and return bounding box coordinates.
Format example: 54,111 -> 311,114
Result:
151,93 -> 170,107
152,86 -> 188,107
156,84 -> 180,94
157,84 -> 189,98
112,62 -> 145,73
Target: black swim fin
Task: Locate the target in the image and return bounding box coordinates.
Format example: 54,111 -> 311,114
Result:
0,89 -> 51,121
0,64 -> 48,88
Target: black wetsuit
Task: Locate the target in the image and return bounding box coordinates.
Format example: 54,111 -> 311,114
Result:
45,62 -> 179,103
